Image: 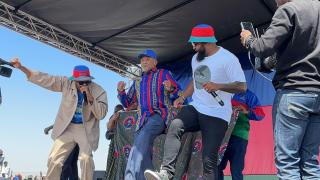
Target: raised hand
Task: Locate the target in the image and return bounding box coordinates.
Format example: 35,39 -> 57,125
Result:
10,58 -> 21,69
117,81 -> 126,91
163,80 -> 173,91
240,29 -> 252,47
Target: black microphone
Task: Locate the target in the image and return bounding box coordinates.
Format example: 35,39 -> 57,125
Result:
210,91 -> 224,106
83,91 -> 87,103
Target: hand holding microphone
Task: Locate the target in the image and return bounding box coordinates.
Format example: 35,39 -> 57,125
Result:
79,82 -> 93,104
202,82 -> 224,106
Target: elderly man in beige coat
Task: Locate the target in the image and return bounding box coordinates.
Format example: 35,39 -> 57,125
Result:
11,58 -> 108,180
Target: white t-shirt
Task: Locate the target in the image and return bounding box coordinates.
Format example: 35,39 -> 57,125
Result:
190,47 -> 246,122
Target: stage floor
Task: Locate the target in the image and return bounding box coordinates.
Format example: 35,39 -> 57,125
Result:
225,175 -> 277,180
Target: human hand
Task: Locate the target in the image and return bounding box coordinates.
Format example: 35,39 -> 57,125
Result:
173,97 -> 184,108
240,29 -> 252,47
117,81 -> 126,91
202,82 -> 221,93
79,85 -> 94,103
10,58 -> 21,69
163,80 -> 173,91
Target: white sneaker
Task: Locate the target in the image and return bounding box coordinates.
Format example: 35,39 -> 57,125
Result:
144,169 -> 170,180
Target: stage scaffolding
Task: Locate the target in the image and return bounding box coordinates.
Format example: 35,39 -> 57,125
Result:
0,1 -> 141,78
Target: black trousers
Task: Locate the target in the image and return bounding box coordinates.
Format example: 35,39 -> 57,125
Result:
61,144 -> 79,180
162,105 -> 228,180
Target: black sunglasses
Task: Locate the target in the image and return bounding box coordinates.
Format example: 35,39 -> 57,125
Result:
78,81 -> 91,85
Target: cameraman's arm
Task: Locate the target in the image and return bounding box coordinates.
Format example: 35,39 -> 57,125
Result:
244,5 -> 294,58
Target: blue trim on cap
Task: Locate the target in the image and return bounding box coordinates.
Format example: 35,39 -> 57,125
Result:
195,24 -> 212,28
138,49 -> 157,60
69,76 -> 94,81
188,36 -> 217,43
74,65 -> 89,71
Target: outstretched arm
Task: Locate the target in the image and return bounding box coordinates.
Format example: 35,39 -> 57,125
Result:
11,58 -> 66,92
11,58 -> 32,78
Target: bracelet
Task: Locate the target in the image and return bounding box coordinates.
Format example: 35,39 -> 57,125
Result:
245,35 -> 254,49
180,95 -> 186,101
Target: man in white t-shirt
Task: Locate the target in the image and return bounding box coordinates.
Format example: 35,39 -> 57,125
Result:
144,24 -> 246,180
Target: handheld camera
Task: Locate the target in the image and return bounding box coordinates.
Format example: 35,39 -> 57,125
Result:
0,58 -> 13,78
241,22 -> 276,73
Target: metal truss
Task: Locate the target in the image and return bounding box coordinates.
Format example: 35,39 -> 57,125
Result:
0,1 -> 141,78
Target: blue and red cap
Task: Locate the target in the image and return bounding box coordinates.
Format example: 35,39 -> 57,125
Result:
138,49 -> 157,60
69,65 -> 94,81
189,24 -> 217,43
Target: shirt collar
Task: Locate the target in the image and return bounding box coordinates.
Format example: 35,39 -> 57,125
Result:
142,67 -> 157,76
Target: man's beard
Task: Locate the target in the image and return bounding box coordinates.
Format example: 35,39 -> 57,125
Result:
196,49 -> 206,61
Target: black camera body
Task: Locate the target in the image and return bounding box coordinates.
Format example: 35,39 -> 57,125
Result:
0,58 -> 13,78
254,54 -> 277,73
0,65 -> 12,78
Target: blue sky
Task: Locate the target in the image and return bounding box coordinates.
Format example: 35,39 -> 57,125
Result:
0,26 -> 128,174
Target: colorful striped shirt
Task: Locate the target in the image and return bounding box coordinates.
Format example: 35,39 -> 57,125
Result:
118,68 -> 183,130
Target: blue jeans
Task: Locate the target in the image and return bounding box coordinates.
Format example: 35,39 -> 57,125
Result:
218,135 -> 248,180
125,114 -> 165,180
273,89 -> 320,180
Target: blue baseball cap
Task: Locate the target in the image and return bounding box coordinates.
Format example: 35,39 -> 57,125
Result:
138,49 -> 157,60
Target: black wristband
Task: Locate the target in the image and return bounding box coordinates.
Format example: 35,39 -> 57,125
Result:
245,35 -> 255,49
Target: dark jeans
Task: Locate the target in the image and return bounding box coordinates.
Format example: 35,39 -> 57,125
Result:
273,89 -> 320,180
61,144 -> 79,180
218,135 -> 248,180
161,105 -> 228,180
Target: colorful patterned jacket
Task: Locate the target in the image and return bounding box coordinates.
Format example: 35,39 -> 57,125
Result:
118,68 -> 183,130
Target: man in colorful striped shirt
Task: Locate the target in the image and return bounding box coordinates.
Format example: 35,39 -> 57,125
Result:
117,49 -> 183,180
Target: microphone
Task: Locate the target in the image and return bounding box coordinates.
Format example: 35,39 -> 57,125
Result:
210,91 -> 224,106
83,91 -> 87,103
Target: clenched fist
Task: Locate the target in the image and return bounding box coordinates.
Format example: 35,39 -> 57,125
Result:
163,80 -> 173,91
117,81 -> 126,91
11,58 -> 21,69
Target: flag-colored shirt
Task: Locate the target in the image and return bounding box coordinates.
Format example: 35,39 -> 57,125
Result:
118,68 -> 182,130
71,91 -> 84,124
